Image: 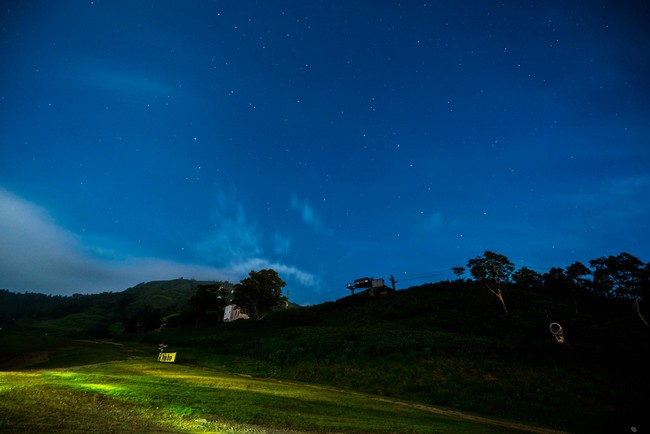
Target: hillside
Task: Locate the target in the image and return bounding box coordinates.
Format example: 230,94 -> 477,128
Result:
2,279 -> 648,433
0,279 -> 229,337
153,281 -> 649,434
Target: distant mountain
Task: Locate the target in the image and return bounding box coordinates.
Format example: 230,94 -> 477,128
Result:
120,278 -> 230,314
1,278 -> 232,336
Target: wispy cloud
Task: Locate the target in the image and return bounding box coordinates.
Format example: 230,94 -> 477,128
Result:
605,174 -> 650,198
556,174 -> 650,225
420,212 -> 444,233
195,191 -> 262,264
290,194 -> 323,232
272,232 -> 292,255
194,191 -> 319,293
0,187 -> 316,297
79,64 -> 178,96
227,257 -> 317,287
0,187 -> 241,293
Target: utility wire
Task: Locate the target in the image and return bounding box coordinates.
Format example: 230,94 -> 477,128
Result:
398,270 -> 451,281
398,264 -> 558,282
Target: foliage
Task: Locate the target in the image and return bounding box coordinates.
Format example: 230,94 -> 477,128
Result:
150,278 -> 648,434
3,254 -> 650,433
188,284 -> 229,326
233,269 -> 287,320
122,304 -> 161,334
467,251 -> 514,312
0,290 -> 67,320
541,266 -> 569,297
3,273 -> 650,433
451,266 -> 465,279
1,279 -> 234,338
566,261 -> 592,288
564,261 -> 592,312
590,252 -> 649,326
512,266 -> 542,289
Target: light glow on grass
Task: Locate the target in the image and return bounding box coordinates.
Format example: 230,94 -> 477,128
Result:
0,372 -> 39,394
40,371 -> 78,379
1,360 -> 532,433
74,382 -> 128,394
136,365 -> 375,404
0,371 -> 39,379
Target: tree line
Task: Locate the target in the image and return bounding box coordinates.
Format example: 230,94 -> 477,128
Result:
0,270 -> 288,334
127,269 -> 288,330
454,251 -> 649,326
187,269 -> 287,326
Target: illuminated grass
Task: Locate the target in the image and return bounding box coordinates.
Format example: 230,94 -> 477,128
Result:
0,359 -> 534,433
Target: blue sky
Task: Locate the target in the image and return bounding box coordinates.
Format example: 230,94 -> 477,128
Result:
1,1 -> 649,304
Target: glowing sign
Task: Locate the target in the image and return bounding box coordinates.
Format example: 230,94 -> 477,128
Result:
158,352 -> 177,363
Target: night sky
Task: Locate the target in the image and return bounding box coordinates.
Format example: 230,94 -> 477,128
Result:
1,1 -> 649,305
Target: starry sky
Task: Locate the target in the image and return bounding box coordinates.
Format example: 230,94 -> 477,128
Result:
1,1 -> 649,305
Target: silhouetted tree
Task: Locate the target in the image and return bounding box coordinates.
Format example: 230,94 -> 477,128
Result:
542,267 -> 569,297
467,251 -> 514,312
123,304 -> 161,334
566,261 -> 592,312
451,266 -> 465,280
233,269 -> 287,320
189,284 -> 228,326
512,266 -> 543,289
590,253 -> 648,327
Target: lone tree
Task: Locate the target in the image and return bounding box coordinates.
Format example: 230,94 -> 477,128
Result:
451,266 -> 465,280
590,252 -> 648,327
233,269 -> 287,320
467,251 -> 514,312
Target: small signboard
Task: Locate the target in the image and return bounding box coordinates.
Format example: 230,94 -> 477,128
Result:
158,352 -> 177,363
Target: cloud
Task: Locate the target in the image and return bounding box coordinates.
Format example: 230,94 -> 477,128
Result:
605,174 -> 650,198
194,191 -> 263,264
0,187 -> 315,296
0,187 -> 233,293
290,195 -> 323,232
79,64 -> 178,96
555,174 -> 650,226
192,191 -> 319,294
227,257 -> 318,288
272,233 -> 292,255
421,212 -> 444,233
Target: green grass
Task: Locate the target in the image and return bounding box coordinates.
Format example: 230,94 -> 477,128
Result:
144,285 -> 648,434
156,321 -> 624,432
3,279 -> 647,433
0,358 -> 538,433
0,329 -> 145,370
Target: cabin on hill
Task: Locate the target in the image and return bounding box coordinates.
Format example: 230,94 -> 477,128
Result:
223,304 -> 249,322
346,276 -> 395,296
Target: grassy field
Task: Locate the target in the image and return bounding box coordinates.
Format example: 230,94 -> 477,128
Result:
146,285 -> 648,434
3,280 -> 647,433
0,354 -> 554,433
